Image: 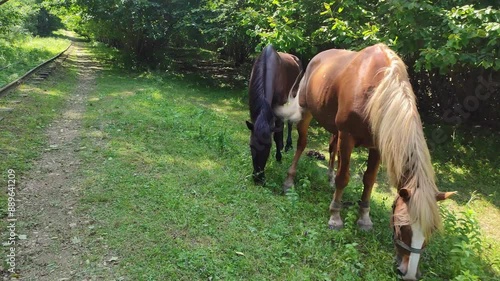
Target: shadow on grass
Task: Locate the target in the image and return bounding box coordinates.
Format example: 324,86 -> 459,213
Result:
163,47 -> 252,90
51,30 -> 89,43
425,124 -> 500,208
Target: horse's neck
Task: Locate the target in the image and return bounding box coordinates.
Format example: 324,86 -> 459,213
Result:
251,93 -> 274,120
259,104 -> 274,123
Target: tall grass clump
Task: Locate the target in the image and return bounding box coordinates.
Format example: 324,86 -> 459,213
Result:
424,205 -> 496,280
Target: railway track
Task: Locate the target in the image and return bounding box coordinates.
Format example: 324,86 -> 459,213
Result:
0,42 -> 74,97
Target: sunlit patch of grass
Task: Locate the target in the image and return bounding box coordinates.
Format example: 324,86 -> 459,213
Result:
0,66 -> 78,173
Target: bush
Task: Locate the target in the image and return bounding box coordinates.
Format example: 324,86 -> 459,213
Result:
427,206 -> 492,280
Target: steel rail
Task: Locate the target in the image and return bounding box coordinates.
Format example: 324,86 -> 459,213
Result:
0,42 -> 73,96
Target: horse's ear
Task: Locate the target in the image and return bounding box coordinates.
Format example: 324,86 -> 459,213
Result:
436,191 -> 457,201
398,188 -> 411,201
246,121 -> 254,131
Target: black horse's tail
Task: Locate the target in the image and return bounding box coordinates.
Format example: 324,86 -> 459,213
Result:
249,45 -> 278,122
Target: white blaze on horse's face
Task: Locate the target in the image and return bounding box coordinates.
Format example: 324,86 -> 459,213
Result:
401,223 -> 425,280
393,195 -> 425,280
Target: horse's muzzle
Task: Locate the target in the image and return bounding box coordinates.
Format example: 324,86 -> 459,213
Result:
395,256 -> 421,280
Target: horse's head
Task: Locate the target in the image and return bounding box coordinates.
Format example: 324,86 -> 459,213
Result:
391,188 -> 455,280
246,120 -> 273,184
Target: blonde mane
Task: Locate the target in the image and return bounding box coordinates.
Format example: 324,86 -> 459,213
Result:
365,44 -> 441,238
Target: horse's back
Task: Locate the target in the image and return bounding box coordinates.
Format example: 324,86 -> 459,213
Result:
275,52 -> 301,105
278,52 -> 301,71
249,46 -> 302,114
337,45 -> 391,140
301,45 -> 392,147
299,49 -> 357,133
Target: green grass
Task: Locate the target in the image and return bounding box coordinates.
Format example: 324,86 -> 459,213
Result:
75,44 -> 499,280
0,32 -> 71,87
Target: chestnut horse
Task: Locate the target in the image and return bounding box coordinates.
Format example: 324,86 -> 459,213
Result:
275,43 -> 454,280
246,45 -> 302,184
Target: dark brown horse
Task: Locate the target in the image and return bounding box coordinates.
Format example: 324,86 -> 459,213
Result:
275,43 -> 454,280
246,45 -> 302,184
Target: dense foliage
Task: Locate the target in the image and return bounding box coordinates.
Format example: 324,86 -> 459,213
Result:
2,0 -> 498,124
42,0 -> 498,127
0,0 -> 62,38
0,0 -> 67,87
44,1 -> 499,70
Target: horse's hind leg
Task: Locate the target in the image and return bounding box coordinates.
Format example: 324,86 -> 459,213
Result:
283,111 -> 313,192
328,132 -> 355,230
328,133 -> 339,187
357,148 -> 380,231
285,121 -> 293,152
273,118 -> 285,162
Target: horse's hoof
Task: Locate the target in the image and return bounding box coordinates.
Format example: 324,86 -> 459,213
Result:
253,173 -> 265,185
285,145 -> 292,152
283,178 -> 294,192
282,186 -> 292,194
357,221 -> 373,231
328,223 -> 343,230
329,179 -> 335,188
357,207 -> 372,231
328,218 -> 344,230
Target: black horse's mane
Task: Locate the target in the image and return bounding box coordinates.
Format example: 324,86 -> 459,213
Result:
249,45 -> 275,127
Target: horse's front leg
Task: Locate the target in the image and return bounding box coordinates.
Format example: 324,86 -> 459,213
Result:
273,118 -> 285,162
284,121 -> 293,152
283,112 -> 313,192
329,132 -> 355,230
357,148 -> 380,231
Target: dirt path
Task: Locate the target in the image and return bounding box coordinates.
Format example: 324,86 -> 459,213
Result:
11,42 -> 107,281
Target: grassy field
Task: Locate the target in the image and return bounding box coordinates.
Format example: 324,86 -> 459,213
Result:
75,44 -> 498,280
1,41 -> 498,280
0,32 -> 71,87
